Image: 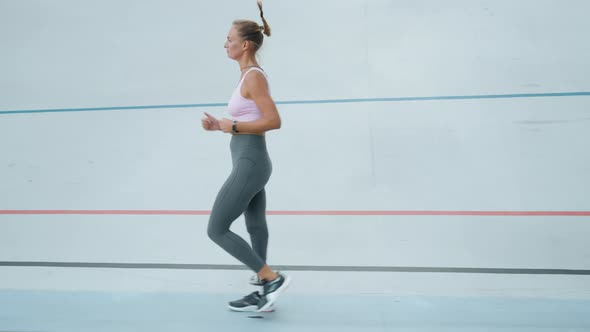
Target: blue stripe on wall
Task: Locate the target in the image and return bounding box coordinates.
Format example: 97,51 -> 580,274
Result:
1,91 -> 589,115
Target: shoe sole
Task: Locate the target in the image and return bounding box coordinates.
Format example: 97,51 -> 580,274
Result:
228,305 -> 275,313
228,304 -> 258,312
257,275 -> 291,312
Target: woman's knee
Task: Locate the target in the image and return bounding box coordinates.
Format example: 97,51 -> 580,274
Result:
207,221 -> 226,242
246,224 -> 268,237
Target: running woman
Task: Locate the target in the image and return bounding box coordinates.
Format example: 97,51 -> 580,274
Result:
201,0 -> 290,313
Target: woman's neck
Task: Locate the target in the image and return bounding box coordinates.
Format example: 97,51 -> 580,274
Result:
238,56 -> 259,71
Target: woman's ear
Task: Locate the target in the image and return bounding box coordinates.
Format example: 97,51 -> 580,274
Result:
242,40 -> 250,51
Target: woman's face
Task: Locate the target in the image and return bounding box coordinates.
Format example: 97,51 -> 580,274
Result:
224,26 -> 244,60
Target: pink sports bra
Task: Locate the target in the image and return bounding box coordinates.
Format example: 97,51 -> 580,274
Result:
226,67 -> 268,122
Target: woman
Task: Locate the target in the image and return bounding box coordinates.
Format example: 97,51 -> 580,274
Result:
201,0 -> 290,313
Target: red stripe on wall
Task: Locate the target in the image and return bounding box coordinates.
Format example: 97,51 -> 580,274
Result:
0,210 -> 589,216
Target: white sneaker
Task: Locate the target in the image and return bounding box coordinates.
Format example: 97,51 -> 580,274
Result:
228,291 -> 274,312
257,273 -> 291,312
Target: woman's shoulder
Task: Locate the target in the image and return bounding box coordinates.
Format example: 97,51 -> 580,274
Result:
245,67 -> 267,79
242,68 -> 269,90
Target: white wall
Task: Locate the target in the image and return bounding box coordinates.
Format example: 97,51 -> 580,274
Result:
2,0 -> 590,110
1,0 -> 589,289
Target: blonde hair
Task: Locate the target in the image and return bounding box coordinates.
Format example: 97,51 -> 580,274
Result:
233,0 -> 271,52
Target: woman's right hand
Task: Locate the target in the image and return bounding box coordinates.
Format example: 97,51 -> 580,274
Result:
202,112 -> 220,131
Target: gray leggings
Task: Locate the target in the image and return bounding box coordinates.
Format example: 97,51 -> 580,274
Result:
207,134 -> 272,272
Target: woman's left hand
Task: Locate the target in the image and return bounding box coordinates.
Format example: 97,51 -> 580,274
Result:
219,118 -> 233,133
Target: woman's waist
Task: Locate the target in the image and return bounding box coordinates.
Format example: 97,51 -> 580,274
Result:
230,134 -> 268,151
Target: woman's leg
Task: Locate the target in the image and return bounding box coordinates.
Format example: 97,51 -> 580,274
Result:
244,188 -> 269,263
244,189 -> 279,281
207,158 -> 267,272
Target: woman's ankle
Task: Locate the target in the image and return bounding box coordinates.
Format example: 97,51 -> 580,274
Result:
257,266 -> 278,282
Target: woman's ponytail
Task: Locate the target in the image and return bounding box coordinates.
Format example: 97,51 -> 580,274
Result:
257,0 -> 271,37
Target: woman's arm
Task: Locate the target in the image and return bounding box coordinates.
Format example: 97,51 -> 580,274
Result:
219,71 -> 281,134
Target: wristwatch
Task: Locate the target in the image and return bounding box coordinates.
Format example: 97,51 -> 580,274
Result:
232,120 -> 239,134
